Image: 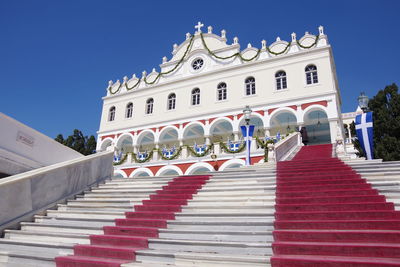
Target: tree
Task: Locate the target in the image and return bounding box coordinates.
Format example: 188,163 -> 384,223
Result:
352,83 -> 400,161
55,129 -> 97,155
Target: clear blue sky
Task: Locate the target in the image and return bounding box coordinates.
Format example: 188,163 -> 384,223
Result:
1,0 -> 399,138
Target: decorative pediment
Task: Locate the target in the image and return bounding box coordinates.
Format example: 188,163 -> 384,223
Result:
106,23 -> 328,96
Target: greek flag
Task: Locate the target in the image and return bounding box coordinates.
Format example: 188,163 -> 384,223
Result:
163,146 -> 176,159
196,145 -> 206,154
355,112 -> 374,160
138,152 -> 148,161
241,125 -> 255,165
113,151 -> 122,162
229,142 -> 240,151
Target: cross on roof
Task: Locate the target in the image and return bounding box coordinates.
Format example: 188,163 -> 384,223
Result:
195,21 -> 204,33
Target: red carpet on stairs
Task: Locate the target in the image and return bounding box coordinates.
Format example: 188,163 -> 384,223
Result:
55,175 -> 210,267
271,144 -> 400,266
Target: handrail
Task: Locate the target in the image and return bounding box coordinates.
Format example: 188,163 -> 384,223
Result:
0,151 -> 113,233
274,132 -> 301,162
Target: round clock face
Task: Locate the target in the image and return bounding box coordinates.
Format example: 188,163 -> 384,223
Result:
192,58 -> 204,70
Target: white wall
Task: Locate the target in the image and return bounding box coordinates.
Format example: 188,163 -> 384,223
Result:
0,113 -> 83,176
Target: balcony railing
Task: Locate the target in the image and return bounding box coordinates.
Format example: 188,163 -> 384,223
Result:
113,132 -> 301,166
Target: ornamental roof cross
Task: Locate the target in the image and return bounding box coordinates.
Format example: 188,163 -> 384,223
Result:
195,21 -> 204,33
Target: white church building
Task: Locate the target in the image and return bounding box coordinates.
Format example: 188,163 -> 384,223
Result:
96,23 -> 345,178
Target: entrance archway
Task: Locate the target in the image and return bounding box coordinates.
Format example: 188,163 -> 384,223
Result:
303,109 -> 330,145
270,110 -> 297,136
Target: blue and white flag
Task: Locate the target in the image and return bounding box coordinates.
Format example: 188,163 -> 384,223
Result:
241,125 -> 255,165
355,112 -> 374,160
114,151 -> 122,162
229,142 -> 240,152
138,152 -> 148,161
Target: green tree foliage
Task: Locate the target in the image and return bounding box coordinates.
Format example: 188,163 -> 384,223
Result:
55,129 -> 97,155
352,83 -> 400,161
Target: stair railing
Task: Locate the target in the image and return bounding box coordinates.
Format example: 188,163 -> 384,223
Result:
272,132 -> 301,162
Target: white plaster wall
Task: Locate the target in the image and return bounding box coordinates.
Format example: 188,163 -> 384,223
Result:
0,113 -> 83,175
99,47 -> 336,134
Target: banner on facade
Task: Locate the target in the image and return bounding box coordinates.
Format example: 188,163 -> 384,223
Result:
241,125 -> 255,165
355,111 -> 374,160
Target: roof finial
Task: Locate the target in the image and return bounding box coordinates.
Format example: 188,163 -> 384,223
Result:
233,36 -> 238,45
318,25 -> 325,36
195,21 -> 204,33
186,32 -> 191,40
291,32 -> 297,42
261,40 -> 266,49
207,26 -> 213,34
162,56 -> 168,63
221,29 -> 226,39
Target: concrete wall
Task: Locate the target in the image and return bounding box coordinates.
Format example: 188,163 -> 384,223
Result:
0,113 -> 83,175
0,151 -> 113,232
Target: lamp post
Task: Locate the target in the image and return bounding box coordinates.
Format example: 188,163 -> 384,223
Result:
358,92 -> 369,113
243,105 -> 252,166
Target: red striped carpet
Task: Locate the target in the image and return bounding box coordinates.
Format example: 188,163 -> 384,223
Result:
271,144 -> 400,266
55,175 -> 210,267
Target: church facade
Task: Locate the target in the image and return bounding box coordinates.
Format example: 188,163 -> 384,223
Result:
96,23 -> 345,177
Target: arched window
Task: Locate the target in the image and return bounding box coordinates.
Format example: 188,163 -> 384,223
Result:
167,93 -> 176,110
108,106 -> 116,121
217,82 -> 227,101
191,88 -> 200,105
305,64 -> 318,85
245,77 -> 256,95
275,71 -> 287,90
146,98 -> 154,114
126,102 -> 133,118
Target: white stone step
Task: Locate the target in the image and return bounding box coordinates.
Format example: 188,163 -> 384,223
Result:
3,230 -> 89,244
147,238 -> 271,256
129,250 -> 270,267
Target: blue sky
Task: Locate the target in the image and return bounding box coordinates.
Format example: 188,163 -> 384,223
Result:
1,0 -> 399,138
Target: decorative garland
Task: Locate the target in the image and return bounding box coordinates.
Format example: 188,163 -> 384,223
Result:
187,144 -> 214,157
108,32 -> 320,95
132,151 -> 153,163
200,33 -> 262,61
297,35 -> 320,49
220,141 -> 245,154
113,154 -> 128,166
158,146 -> 183,160
108,35 -> 195,95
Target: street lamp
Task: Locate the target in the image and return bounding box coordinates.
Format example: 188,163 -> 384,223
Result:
358,92 -> 369,113
242,105 -> 252,166
243,105 -> 252,125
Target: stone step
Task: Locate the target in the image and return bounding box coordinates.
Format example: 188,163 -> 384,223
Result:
34,215 -> 116,225
3,230 -> 89,244
167,221 -> 274,231
146,238 -> 271,256
131,249 -> 270,267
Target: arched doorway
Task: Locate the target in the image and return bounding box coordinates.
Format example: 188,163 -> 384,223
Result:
116,135 -> 133,153
303,109 -> 330,145
270,110 -> 297,136
159,127 -> 179,148
209,119 -> 233,143
137,131 -> 155,152
182,123 -> 205,146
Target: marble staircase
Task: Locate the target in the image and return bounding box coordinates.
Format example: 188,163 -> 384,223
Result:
0,154 -> 400,266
